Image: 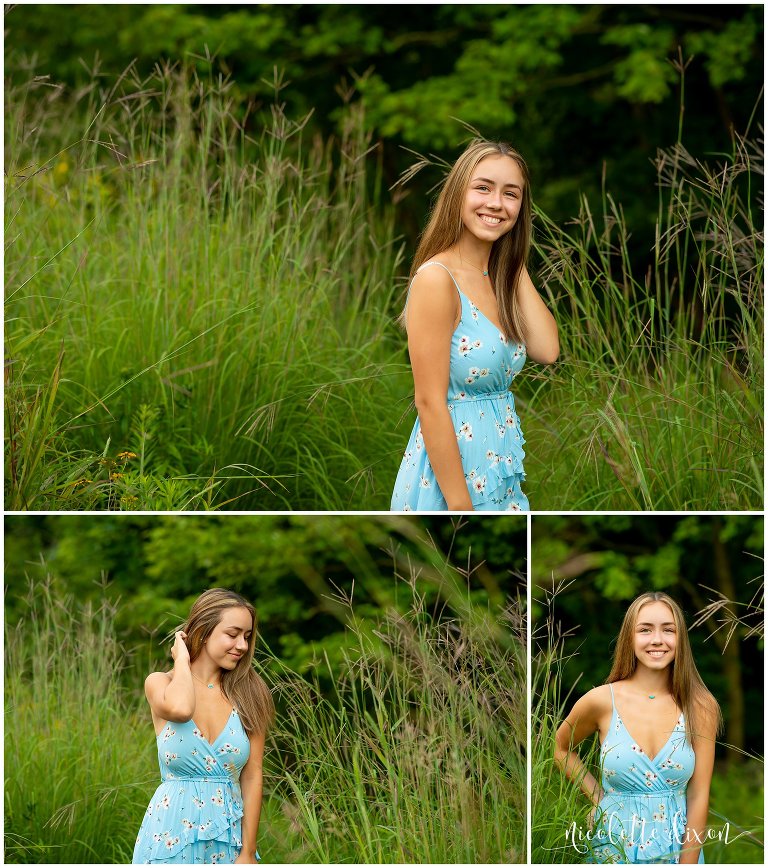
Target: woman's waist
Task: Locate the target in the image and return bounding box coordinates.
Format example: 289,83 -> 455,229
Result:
601,787 -> 688,799
447,387 -> 516,403
158,773 -> 236,784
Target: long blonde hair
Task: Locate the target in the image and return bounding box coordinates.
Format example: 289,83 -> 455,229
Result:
173,588 -> 274,736
606,592 -> 722,745
408,139 -> 532,342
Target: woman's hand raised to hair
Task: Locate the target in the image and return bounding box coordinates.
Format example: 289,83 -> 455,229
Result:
171,630 -> 190,665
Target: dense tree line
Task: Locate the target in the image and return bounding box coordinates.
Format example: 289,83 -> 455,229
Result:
4,514 -> 526,678
6,4 -> 763,239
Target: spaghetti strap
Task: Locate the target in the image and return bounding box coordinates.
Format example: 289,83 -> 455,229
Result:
608,682 -> 615,709
416,260 -> 463,297
405,260 -> 463,313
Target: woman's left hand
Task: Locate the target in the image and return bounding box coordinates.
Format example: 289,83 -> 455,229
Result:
234,851 -> 260,864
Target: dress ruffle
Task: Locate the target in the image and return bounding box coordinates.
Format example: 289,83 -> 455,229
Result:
139,777 -> 243,862
135,777 -> 244,862
447,392 -> 526,507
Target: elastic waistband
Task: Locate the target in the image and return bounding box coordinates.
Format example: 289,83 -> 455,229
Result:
447,390 -> 514,402
603,789 -> 686,798
162,775 -> 233,783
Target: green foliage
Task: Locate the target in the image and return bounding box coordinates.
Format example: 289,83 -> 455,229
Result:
5,64 -> 408,510
5,5 -> 763,229
4,52 -> 763,511
4,514 -> 526,682
5,581 -> 152,863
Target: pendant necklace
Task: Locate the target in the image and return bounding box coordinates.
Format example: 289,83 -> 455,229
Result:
461,254 -> 489,276
192,672 -> 219,690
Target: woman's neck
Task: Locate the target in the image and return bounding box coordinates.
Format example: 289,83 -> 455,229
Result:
190,658 -> 223,687
452,233 -> 493,270
625,665 -> 672,697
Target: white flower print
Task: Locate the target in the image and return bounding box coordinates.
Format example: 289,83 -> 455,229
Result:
472,476 -> 487,494
479,368 -> 490,377
192,796 -> 206,809
211,788 -> 225,806
402,504 -> 411,511
631,744 -> 644,754
160,794 -> 171,809
162,728 -> 176,742
163,752 -> 178,765
457,422 -> 473,441
193,728 -> 205,739
458,336 -> 472,357
181,818 -> 195,829
473,339 -> 482,348
164,836 -> 180,850
419,476 -> 431,488
415,431 -> 424,450
505,502 -> 522,512
496,422 -> 506,437
499,332 -> 508,345
198,820 -> 212,833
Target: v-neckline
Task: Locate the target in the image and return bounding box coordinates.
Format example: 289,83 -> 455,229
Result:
615,703 -> 683,763
191,708 -> 235,749
457,286 -> 504,334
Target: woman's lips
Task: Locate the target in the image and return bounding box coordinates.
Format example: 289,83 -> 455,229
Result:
478,213 -> 503,225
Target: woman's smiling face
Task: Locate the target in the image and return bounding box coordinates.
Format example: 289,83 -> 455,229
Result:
204,606 -> 253,670
460,154 -> 525,243
633,600 -> 677,670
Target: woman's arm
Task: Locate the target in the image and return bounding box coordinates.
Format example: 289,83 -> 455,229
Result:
516,265 -> 559,365
406,268 -> 474,511
145,631 -> 196,722
553,688 -> 605,806
235,728 -> 267,864
680,699 -> 718,864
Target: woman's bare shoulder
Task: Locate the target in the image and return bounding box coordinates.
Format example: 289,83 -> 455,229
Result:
575,684 -> 613,716
409,260 -> 457,295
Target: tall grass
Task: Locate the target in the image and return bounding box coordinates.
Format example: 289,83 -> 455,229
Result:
5,61 -> 408,509
4,579 -> 152,863
5,569 -> 526,862
5,59 -> 762,509
531,584 -> 765,864
525,119 -> 763,509
269,582 -> 526,862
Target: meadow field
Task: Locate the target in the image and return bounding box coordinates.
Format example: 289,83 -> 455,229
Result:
5,64 -> 763,510
4,568 -> 526,863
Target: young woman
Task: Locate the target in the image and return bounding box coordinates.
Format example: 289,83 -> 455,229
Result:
391,139 -> 559,512
133,589 -> 274,865
554,592 -> 721,864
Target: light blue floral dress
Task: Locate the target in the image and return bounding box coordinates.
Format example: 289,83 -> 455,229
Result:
133,709 -> 250,864
589,684 -> 703,864
391,261 -> 529,511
